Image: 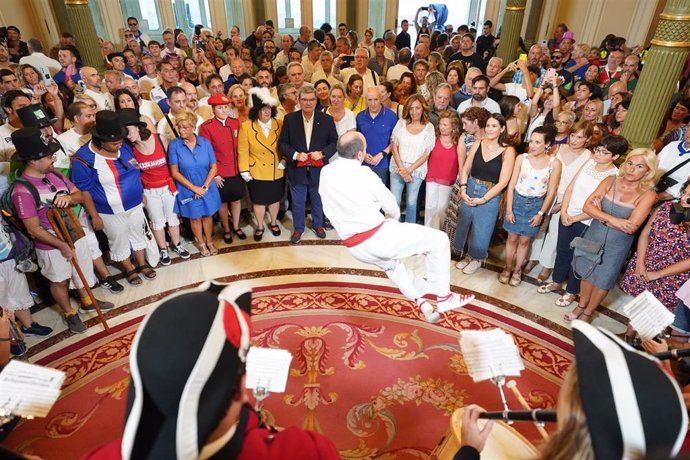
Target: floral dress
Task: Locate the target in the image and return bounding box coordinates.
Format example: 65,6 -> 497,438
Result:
442,133 -> 475,254
619,201 -> 690,311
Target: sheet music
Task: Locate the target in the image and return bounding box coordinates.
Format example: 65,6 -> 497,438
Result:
623,290 -> 675,341
245,347 -> 292,393
459,329 -> 525,383
0,360 -> 66,418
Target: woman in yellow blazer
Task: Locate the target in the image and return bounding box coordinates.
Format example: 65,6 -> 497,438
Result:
238,87 -> 286,241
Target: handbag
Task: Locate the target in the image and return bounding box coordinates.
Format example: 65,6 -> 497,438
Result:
571,181 -> 615,279
656,155 -> 690,192
142,215 -> 160,268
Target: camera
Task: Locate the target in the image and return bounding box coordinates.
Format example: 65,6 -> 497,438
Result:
669,198 -> 690,225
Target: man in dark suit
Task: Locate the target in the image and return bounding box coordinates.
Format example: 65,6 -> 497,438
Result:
395,20 -> 411,51
279,86 -> 338,244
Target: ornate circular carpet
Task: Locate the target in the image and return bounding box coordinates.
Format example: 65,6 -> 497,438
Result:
5,281 -> 573,459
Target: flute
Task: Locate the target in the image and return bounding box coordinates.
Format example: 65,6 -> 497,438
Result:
654,348 -> 690,360
479,410 -> 557,423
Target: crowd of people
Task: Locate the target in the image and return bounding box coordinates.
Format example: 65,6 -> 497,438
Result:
0,14 -> 689,355
0,11 -> 689,460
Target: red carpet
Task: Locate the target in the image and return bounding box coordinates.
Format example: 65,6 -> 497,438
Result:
4,281 -> 572,459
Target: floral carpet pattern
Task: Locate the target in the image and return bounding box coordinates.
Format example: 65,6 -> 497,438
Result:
5,281 -> 573,459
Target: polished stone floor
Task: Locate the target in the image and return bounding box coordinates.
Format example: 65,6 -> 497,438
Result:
24,214 -> 632,362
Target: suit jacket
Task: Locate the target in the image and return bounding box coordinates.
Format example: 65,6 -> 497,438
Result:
238,118 -> 285,181
278,110 -> 338,185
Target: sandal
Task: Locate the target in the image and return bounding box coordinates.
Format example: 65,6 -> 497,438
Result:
223,232 -> 233,244
498,270 -> 511,284
579,312 -> 593,323
197,242 -> 211,257
564,305 -> 585,322
233,228 -> 247,240
137,265 -> 157,280
555,293 -> 578,307
254,228 -> 264,242
509,271 -> 523,287
206,242 -> 219,255
269,223 -> 281,236
125,269 -> 143,286
537,282 -> 562,294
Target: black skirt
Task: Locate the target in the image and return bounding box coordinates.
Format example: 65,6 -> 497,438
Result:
218,175 -> 245,202
248,177 -> 285,205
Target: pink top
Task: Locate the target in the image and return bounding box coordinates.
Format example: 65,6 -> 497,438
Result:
425,139 -> 458,186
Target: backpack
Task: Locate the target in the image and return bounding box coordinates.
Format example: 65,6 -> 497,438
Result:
0,170 -> 70,270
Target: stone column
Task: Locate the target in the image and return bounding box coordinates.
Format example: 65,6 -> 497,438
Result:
63,0 -> 103,71
496,0 -> 527,64
621,0 -> 690,149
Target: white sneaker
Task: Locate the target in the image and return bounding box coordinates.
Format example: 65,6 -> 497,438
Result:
455,256 -> 471,270
436,292 -> 475,313
417,298 -> 440,323
462,259 -> 483,274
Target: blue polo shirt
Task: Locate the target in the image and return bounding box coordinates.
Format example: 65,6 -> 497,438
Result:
356,106 -> 398,170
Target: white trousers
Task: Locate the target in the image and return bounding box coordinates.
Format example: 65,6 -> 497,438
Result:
348,220 -> 451,300
529,213 -> 560,269
424,182 -> 453,230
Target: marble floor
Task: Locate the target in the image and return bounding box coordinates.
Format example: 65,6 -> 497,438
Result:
23,215 -> 633,362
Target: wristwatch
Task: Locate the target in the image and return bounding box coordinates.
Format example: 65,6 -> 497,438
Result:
202,185 -> 208,191
537,211 -> 545,216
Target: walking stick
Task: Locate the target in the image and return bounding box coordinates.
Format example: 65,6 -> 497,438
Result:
47,207 -> 111,334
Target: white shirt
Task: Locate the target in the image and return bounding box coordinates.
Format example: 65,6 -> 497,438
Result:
84,88 -> 112,111
139,98 -> 163,123
658,140 -> 690,198
273,51 -> 289,69
340,67 -> 379,93
19,52 -> 61,75
219,64 -> 232,82
320,157 -> 400,239
390,120 -> 435,179
457,96 -> 501,114
258,119 -> 271,137
503,83 -> 530,105
138,75 -> 159,95
567,159 -> 618,225
157,112 -> 204,148
303,113 -> 314,151
310,69 -> 340,87
301,56 -> 323,82
387,64 -> 409,82
327,108 -> 356,137
0,123 -> 18,195
56,128 -> 91,157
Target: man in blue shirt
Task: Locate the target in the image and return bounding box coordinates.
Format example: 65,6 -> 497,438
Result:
54,45 -> 81,87
356,87 -> 398,186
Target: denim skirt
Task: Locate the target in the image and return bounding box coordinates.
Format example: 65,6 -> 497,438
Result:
503,192 -> 544,237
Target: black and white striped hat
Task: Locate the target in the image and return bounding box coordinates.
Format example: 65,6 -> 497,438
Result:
121,280 -> 252,460
572,320 -> 687,459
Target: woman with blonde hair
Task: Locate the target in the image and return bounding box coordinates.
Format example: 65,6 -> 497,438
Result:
566,148 -> 658,322
425,110 -> 463,229
168,110 -> 222,256
196,62 -> 216,98
580,99 -> 603,124
325,83 -> 356,136
428,51 -> 446,74
359,28 -> 375,57
227,83 -> 249,123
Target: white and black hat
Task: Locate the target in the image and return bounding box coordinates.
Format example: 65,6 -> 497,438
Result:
248,87 -> 278,109
121,280 -> 252,460
572,320 -> 687,459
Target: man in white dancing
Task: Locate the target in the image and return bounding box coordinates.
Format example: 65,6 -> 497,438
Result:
320,131 -> 474,322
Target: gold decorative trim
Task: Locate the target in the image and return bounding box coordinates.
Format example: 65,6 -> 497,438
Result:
505,6 -> 526,11
650,39 -> 690,47
65,0 -> 89,5
659,13 -> 690,21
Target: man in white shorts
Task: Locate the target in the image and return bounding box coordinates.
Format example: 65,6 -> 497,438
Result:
10,127 -> 114,334
320,131 -> 475,322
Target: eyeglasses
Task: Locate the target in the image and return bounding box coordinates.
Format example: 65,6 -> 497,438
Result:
554,120 -> 570,125
594,146 -> 612,155
128,22 -> 138,26
41,177 -> 57,192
